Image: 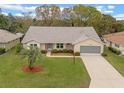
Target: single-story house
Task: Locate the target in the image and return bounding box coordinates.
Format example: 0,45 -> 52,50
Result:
0,29 -> 21,51
22,26 -> 103,54
103,31 -> 124,55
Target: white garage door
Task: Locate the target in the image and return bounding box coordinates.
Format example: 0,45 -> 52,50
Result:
80,46 -> 101,54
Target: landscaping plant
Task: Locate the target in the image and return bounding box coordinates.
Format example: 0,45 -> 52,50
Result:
15,43 -> 23,54
108,47 -> 121,55
0,48 -> 5,55
20,46 -> 43,71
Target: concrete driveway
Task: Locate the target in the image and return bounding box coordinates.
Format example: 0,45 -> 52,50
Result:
81,55 -> 124,88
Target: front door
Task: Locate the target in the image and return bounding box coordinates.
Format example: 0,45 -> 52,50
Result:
47,43 -> 53,50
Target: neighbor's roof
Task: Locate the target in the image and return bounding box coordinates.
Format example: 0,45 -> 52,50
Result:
22,26 -> 102,44
0,29 -> 20,43
104,31 -> 124,45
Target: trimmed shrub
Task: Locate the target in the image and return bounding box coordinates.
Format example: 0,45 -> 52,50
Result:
0,48 -> 5,55
67,49 -> 73,53
102,53 -> 107,57
63,49 -> 73,53
63,49 -> 68,53
58,50 -> 63,53
15,44 -> 23,54
51,49 -> 73,53
41,50 -> 47,54
74,52 -> 80,56
51,49 -> 58,53
108,47 -> 121,55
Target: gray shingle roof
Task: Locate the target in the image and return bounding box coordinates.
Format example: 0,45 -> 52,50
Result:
22,26 -> 101,44
0,29 -> 20,43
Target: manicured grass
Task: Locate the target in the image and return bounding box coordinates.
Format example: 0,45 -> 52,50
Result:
103,47 -> 124,76
51,53 -> 73,56
0,49 -> 90,88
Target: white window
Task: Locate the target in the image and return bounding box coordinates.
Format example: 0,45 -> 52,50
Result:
56,43 -> 64,49
30,44 -> 37,47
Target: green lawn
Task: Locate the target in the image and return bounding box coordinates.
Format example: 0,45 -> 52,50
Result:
104,47 -> 124,76
0,49 -> 90,88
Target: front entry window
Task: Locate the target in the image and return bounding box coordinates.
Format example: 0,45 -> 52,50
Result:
30,44 -> 33,46
34,44 -> 37,47
56,43 -> 59,48
30,44 -> 37,47
56,43 -> 64,49
60,43 -> 63,48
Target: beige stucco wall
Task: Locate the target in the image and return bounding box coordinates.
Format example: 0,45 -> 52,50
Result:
40,43 -> 45,50
65,44 -> 73,50
74,39 -> 103,53
24,40 -> 104,54
0,43 -> 5,48
23,40 -> 41,49
0,38 -> 20,51
24,42 -> 73,50
104,39 -> 110,47
118,45 -> 124,55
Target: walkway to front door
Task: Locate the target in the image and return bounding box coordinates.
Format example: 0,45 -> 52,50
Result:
81,55 -> 124,88
46,50 -> 51,57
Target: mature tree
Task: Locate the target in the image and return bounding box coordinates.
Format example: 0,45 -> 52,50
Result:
0,4 -> 124,35
114,21 -> 124,32
36,5 -> 61,20
22,12 -> 33,20
0,14 -> 9,30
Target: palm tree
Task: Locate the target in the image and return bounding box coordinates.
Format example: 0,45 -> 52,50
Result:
21,46 -> 43,70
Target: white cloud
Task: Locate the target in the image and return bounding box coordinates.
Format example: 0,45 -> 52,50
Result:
103,10 -> 114,14
113,14 -> 124,20
107,5 -> 115,9
31,13 -> 36,18
15,13 -> 24,17
1,12 -> 8,16
95,6 -> 104,12
114,14 -> 124,18
0,4 -> 36,12
116,18 -> 124,20
60,7 -> 64,11
15,13 -> 36,18
96,5 -> 114,14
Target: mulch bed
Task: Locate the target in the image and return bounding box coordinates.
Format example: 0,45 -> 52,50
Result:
22,65 -> 43,73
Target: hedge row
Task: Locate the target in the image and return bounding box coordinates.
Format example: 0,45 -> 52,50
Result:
74,52 -> 80,56
51,49 -> 73,53
41,50 -> 47,54
108,47 -> 121,55
0,48 -> 6,55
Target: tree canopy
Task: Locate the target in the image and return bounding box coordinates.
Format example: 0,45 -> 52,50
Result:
0,4 -> 124,35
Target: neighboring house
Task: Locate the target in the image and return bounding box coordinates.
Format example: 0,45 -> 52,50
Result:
0,29 -> 21,51
22,26 -> 103,54
104,31 -> 124,55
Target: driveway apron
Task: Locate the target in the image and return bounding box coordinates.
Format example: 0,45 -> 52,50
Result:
81,55 -> 124,88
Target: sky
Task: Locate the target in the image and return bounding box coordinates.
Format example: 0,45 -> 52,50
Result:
0,4 -> 124,20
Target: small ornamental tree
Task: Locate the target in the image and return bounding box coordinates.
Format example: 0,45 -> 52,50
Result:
20,46 -> 43,70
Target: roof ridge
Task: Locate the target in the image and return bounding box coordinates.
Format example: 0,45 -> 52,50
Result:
30,26 -> 94,28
